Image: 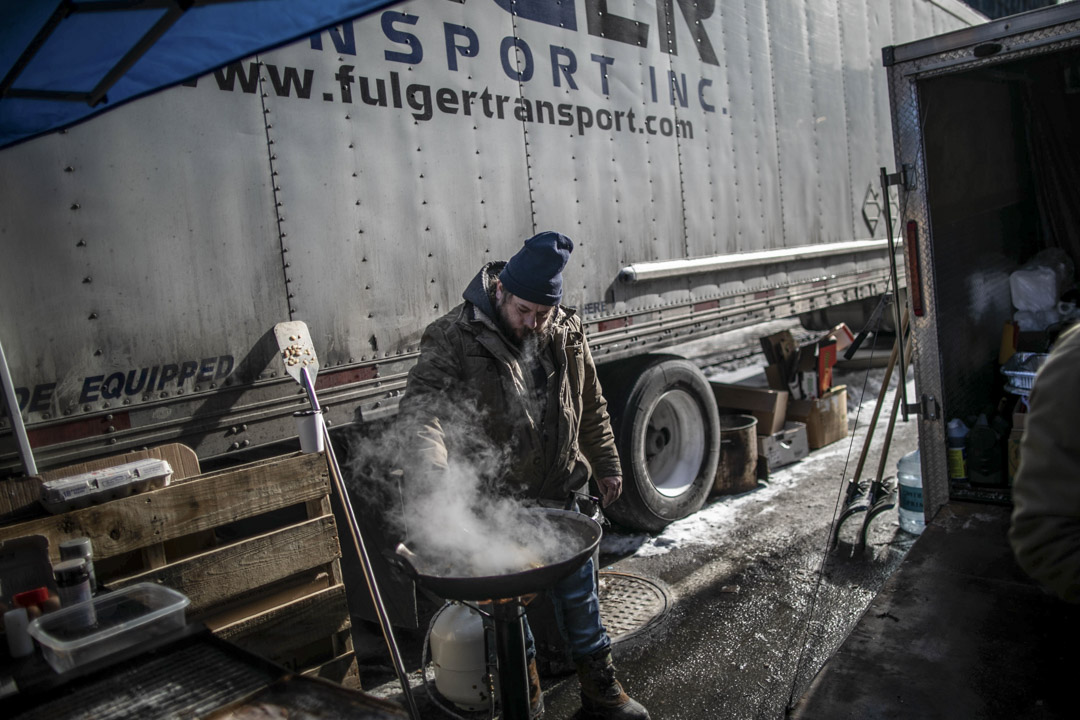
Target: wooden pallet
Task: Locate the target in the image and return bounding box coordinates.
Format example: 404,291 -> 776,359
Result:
0,444 -> 359,688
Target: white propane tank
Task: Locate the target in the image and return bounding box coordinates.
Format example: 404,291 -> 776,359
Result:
897,449 -> 926,535
430,602 -> 492,712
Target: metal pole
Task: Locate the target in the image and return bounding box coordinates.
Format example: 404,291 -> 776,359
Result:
880,167 -> 910,422
491,600 -> 532,720
300,368 -> 421,720
0,334 -> 37,476
851,307 -> 910,486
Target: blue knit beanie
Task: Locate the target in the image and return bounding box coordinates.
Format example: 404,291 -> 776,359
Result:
499,231 -> 574,306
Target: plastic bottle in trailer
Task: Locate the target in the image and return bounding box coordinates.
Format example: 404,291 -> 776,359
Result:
897,449 -> 926,535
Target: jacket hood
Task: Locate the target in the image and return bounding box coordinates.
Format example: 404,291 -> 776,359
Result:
462,261 -> 504,319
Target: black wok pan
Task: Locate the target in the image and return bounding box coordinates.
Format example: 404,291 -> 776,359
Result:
392,508 -> 602,601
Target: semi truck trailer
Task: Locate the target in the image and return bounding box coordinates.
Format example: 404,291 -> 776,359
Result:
0,0 -> 983,530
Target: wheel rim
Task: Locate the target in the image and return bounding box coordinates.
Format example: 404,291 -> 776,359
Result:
642,389 -> 707,498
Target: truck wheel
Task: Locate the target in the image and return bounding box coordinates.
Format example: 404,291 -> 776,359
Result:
599,356 -> 720,533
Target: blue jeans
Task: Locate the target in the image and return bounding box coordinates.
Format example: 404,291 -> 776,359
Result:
524,556 -> 610,662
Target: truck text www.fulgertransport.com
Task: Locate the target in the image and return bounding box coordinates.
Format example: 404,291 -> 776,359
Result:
188,62 -> 697,140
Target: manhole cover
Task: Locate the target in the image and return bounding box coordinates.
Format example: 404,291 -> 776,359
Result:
598,571 -> 670,644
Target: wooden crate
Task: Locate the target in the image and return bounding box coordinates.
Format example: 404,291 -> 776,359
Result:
0,445 -> 359,688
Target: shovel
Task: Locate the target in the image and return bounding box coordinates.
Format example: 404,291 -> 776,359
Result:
831,306 -> 909,549
856,343 -> 909,549
274,321 -> 420,720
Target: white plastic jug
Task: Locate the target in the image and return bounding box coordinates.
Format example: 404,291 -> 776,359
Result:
897,449 -> 925,535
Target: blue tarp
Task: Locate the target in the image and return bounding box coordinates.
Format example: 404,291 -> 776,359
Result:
0,0 -> 399,150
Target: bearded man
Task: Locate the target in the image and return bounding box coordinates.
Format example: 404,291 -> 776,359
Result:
399,231 -> 649,719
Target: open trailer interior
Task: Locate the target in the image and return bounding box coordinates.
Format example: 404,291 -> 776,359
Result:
796,4 -> 1080,715
892,1 -> 1080,518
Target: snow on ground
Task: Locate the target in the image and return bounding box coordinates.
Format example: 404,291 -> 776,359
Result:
601,381 -> 912,559
601,440 -> 860,558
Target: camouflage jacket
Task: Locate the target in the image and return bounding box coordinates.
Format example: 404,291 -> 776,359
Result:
399,261 -> 621,501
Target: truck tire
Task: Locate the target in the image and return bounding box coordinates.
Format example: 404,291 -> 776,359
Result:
598,355 -> 720,533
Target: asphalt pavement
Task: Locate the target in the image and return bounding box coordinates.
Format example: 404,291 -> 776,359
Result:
359,329 -> 922,720
540,365 -> 919,720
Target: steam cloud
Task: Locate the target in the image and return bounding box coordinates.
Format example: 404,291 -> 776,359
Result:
346,389 -> 582,580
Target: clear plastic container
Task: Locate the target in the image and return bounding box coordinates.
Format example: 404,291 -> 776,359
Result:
897,449 -> 925,535
1001,352 -> 1048,395
27,583 -> 189,673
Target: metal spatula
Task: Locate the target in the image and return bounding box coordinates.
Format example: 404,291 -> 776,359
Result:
273,321 -> 320,400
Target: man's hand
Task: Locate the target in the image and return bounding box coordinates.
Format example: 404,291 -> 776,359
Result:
597,476 -> 623,507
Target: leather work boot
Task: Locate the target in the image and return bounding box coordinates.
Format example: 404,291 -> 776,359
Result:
575,651 -> 651,719
528,657 -> 545,719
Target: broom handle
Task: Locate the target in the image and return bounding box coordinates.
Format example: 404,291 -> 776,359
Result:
851,307 -> 910,485
874,329 -> 915,485
302,369 -> 420,720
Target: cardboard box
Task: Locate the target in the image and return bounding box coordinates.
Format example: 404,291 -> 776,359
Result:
757,421 -> 809,471
710,382 -> 789,436
1012,407 -> 1027,431
763,337 -> 837,399
816,339 -> 837,396
764,362 -> 789,392
760,330 -> 798,366
786,385 -> 848,449
822,322 -> 855,353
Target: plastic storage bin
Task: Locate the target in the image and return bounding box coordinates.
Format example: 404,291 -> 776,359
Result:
27,583 -> 190,673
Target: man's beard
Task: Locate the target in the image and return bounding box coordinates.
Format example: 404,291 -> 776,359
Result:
495,294 -> 553,351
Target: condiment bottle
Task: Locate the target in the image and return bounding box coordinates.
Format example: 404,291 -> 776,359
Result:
54,558 -> 96,628
946,418 -> 969,482
4,607 -> 34,658
59,537 -> 97,594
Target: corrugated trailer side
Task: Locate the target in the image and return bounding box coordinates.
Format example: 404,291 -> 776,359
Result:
1,0 -> 982,528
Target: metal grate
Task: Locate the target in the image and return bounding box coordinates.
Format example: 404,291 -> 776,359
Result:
14,638 -> 281,720
598,571 -> 670,645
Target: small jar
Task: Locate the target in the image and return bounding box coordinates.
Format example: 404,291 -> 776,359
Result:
59,537 -> 97,594
54,558 -> 96,628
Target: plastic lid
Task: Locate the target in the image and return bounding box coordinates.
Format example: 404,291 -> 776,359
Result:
53,557 -> 89,581
897,449 -> 921,476
13,587 -> 50,607
947,418 -> 969,437
59,537 -> 93,558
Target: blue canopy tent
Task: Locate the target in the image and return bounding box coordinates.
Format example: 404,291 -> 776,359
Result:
0,0 -> 401,150
0,1 -> 405,463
